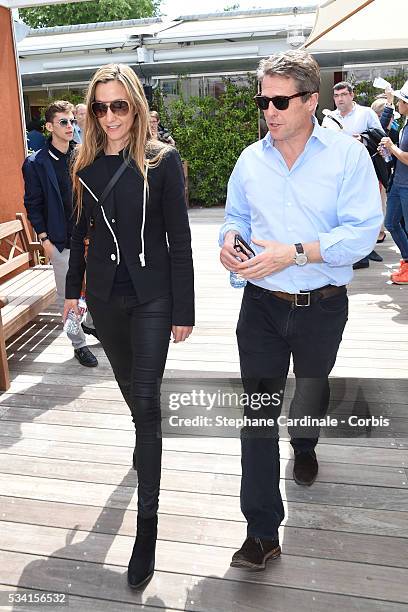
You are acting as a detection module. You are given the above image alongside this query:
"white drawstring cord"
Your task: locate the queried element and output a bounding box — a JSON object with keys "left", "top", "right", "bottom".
{"left": 139, "top": 163, "right": 149, "bottom": 268}
{"left": 79, "top": 177, "right": 120, "bottom": 265}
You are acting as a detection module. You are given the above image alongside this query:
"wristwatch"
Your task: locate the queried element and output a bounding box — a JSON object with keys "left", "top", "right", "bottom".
{"left": 294, "top": 243, "right": 308, "bottom": 266}
{"left": 39, "top": 235, "right": 49, "bottom": 243}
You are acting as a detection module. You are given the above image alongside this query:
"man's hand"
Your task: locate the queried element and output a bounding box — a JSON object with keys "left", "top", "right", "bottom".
{"left": 42, "top": 239, "right": 54, "bottom": 261}
{"left": 236, "top": 238, "right": 295, "bottom": 280}
{"left": 220, "top": 230, "right": 250, "bottom": 272}
{"left": 63, "top": 299, "right": 79, "bottom": 324}
{"left": 379, "top": 136, "right": 394, "bottom": 152}
{"left": 172, "top": 325, "right": 193, "bottom": 343}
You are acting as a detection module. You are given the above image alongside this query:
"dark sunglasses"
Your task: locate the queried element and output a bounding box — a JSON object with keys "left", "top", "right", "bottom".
{"left": 55, "top": 118, "right": 77, "bottom": 127}
{"left": 254, "top": 91, "right": 311, "bottom": 111}
{"left": 91, "top": 99, "right": 130, "bottom": 118}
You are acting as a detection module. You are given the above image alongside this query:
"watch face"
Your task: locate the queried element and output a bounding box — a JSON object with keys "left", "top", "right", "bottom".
{"left": 295, "top": 253, "right": 308, "bottom": 266}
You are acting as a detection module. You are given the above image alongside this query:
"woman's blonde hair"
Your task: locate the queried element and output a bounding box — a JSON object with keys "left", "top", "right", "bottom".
{"left": 72, "top": 63, "right": 169, "bottom": 217}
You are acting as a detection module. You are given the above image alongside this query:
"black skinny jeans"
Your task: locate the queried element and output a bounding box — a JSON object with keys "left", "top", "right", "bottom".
{"left": 87, "top": 293, "right": 172, "bottom": 518}
{"left": 237, "top": 283, "right": 348, "bottom": 539}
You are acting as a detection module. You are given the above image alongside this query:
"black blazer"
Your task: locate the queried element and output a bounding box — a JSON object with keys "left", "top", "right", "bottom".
{"left": 65, "top": 148, "right": 194, "bottom": 326}
{"left": 22, "top": 142, "right": 69, "bottom": 252}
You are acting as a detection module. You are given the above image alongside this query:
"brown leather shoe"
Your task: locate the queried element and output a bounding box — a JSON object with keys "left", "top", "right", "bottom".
{"left": 293, "top": 450, "right": 318, "bottom": 486}
{"left": 230, "top": 537, "right": 281, "bottom": 570}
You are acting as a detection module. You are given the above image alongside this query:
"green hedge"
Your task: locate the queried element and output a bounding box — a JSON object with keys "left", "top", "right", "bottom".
{"left": 154, "top": 78, "right": 259, "bottom": 207}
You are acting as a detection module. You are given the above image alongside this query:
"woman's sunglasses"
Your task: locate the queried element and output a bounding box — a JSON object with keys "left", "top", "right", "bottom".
{"left": 254, "top": 91, "right": 311, "bottom": 111}
{"left": 91, "top": 99, "right": 130, "bottom": 118}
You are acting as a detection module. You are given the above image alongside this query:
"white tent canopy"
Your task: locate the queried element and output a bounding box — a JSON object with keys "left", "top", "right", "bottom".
{"left": 305, "top": 0, "right": 408, "bottom": 51}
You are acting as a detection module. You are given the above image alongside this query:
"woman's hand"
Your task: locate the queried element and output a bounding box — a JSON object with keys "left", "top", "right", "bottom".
{"left": 63, "top": 298, "right": 79, "bottom": 323}
{"left": 172, "top": 325, "right": 193, "bottom": 343}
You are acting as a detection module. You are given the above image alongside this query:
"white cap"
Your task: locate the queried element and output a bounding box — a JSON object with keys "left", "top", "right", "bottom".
{"left": 394, "top": 80, "right": 408, "bottom": 103}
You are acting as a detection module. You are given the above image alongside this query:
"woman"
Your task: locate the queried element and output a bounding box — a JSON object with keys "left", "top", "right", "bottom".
{"left": 64, "top": 63, "right": 194, "bottom": 588}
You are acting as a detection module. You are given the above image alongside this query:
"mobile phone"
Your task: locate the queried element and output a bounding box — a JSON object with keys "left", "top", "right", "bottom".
{"left": 233, "top": 234, "right": 255, "bottom": 259}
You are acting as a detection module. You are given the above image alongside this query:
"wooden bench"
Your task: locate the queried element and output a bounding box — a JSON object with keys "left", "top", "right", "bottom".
{"left": 0, "top": 213, "right": 56, "bottom": 391}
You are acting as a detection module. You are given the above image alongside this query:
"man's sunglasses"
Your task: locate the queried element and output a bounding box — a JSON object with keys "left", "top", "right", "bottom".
{"left": 254, "top": 91, "right": 311, "bottom": 111}
{"left": 55, "top": 118, "right": 77, "bottom": 127}
{"left": 91, "top": 99, "right": 130, "bottom": 118}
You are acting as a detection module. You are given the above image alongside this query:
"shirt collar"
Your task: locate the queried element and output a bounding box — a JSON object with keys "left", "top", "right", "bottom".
{"left": 262, "top": 115, "right": 329, "bottom": 150}
{"left": 334, "top": 102, "right": 357, "bottom": 119}
{"left": 48, "top": 140, "right": 74, "bottom": 160}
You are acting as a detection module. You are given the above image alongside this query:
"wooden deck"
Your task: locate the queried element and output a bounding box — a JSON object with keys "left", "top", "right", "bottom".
{"left": 0, "top": 207, "right": 407, "bottom": 611}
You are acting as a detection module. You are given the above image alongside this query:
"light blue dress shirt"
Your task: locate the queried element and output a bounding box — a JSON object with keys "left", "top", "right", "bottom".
{"left": 220, "top": 118, "right": 383, "bottom": 293}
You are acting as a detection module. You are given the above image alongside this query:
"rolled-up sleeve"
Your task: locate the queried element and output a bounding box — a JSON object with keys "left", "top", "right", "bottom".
{"left": 219, "top": 157, "right": 252, "bottom": 246}
{"left": 318, "top": 143, "right": 383, "bottom": 267}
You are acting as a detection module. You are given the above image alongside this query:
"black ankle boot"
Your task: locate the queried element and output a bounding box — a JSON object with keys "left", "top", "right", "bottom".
{"left": 127, "top": 515, "right": 157, "bottom": 589}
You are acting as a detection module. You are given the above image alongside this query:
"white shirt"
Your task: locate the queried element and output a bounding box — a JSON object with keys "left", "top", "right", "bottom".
{"left": 323, "top": 103, "right": 382, "bottom": 135}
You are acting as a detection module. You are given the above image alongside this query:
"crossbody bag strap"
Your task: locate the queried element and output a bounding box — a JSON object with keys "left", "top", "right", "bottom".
{"left": 98, "top": 159, "right": 128, "bottom": 206}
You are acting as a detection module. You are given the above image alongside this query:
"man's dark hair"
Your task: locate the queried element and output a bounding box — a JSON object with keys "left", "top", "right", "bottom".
{"left": 333, "top": 81, "right": 353, "bottom": 93}
{"left": 45, "top": 100, "right": 74, "bottom": 124}
{"left": 257, "top": 50, "right": 320, "bottom": 100}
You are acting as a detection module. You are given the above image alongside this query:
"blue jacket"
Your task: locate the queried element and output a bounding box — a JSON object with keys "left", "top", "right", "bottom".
{"left": 22, "top": 142, "right": 68, "bottom": 252}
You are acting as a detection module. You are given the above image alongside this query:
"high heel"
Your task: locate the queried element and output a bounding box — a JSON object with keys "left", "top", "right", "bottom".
{"left": 127, "top": 515, "right": 157, "bottom": 589}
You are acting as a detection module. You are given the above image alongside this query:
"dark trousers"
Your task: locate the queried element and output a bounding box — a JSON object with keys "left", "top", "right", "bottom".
{"left": 237, "top": 283, "right": 348, "bottom": 539}
{"left": 87, "top": 293, "right": 172, "bottom": 518}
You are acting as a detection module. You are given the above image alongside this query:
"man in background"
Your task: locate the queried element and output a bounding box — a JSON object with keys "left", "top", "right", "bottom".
{"left": 325, "top": 81, "right": 384, "bottom": 268}
{"left": 73, "top": 103, "right": 87, "bottom": 144}
{"left": 22, "top": 100, "right": 98, "bottom": 368}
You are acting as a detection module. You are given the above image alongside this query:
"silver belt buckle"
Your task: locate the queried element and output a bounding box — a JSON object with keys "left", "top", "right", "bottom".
{"left": 295, "top": 292, "right": 311, "bottom": 307}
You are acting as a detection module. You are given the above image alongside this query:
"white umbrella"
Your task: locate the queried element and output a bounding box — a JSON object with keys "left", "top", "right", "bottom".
{"left": 304, "top": 0, "right": 408, "bottom": 51}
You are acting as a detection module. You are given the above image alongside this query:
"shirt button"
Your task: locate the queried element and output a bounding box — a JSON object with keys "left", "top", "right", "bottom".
{"left": 287, "top": 202, "right": 292, "bottom": 207}
{"left": 111, "top": 218, "right": 115, "bottom": 223}
{"left": 111, "top": 253, "right": 116, "bottom": 261}
{"left": 288, "top": 227, "right": 293, "bottom": 231}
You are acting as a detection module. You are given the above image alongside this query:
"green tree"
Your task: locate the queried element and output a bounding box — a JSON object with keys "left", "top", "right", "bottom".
{"left": 155, "top": 77, "right": 258, "bottom": 206}
{"left": 20, "top": 0, "right": 160, "bottom": 29}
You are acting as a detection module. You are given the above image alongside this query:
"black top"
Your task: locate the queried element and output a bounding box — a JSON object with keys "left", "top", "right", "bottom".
{"left": 102, "top": 154, "right": 136, "bottom": 297}
{"left": 48, "top": 141, "right": 75, "bottom": 248}
{"left": 65, "top": 147, "right": 194, "bottom": 326}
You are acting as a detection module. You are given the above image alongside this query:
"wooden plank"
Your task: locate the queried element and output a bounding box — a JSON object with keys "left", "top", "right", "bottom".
{"left": 2, "top": 273, "right": 55, "bottom": 323}
{"left": 0, "top": 468, "right": 406, "bottom": 515}
{"left": 1, "top": 550, "right": 405, "bottom": 612}
{"left": 2, "top": 290, "right": 57, "bottom": 340}
{"left": 0, "top": 586, "right": 167, "bottom": 612}
{"left": 0, "top": 253, "right": 30, "bottom": 279}
{"left": 1, "top": 542, "right": 408, "bottom": 608}
{"left": 0, "top": 450, "right": 406, "bottom": 491}
{"left": 1, "top": 492, "right": 407, "bottom": 550}
{"left": 0, "top": 220, "right": 23, "bottom": 240}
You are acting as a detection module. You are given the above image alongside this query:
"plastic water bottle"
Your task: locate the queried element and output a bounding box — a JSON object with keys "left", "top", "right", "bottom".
{"left": 379, "top": 144, "right": 392, "bottom": 163}
{"left": 230, "top": 259, "right": 247, "bottom": 289}
{"left": 63, "top": 296, "right": 87, "bottom": 335}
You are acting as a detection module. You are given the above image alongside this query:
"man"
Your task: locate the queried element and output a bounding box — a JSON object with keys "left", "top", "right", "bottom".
{"left": 219, "top": 51, "right": 382, "bottom": 570}
{"left": 323, "top": 81, "right": 384, "bottom": 267}
{"left": 73, "top": 103, "right": 87, "bottom": 144}
{"left": 22, "top": 100, "right": 98, "bottom": 367}
{"left": 381, "top": 79, "right": 408, "bottom": 284}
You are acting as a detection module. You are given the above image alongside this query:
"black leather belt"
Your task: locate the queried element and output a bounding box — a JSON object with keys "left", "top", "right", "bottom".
{"left": 248, "top": 283, "right": 346, "bottom": 307}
